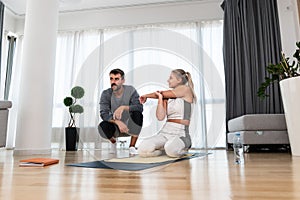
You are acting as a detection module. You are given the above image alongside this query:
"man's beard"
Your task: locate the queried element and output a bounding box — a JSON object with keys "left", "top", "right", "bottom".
{"left": 111, "top": 83, "right": 121, "bottom": 91}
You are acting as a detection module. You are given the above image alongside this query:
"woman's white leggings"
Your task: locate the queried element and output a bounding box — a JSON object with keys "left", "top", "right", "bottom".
{"left": 138, "top": 134, "right": 188, "bottom": 158}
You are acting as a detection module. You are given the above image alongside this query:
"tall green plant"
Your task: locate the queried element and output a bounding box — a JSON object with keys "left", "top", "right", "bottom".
{"left": 257, "top": 41, "right": 300, "bottom": 99}
{"left": 63, "top": 86, "right": 85, "bottom": 127}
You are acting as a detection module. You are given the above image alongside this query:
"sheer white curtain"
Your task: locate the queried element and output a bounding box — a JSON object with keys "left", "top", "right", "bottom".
{"left": 6, "top": 35, "right": 23, "bottom": 148}
{"left": 52, "top": 30, "right": 103, "bottom": 149}
{"left": 52, "top": 21, "right": 225, "bottom": 150}
{"left": 0, "top": 32, "right": 7, "bottom": 99}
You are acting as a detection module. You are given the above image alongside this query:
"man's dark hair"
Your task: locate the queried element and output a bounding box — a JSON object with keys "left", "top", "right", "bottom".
{"left": 109, "top": 68, "right": 125, "bottom": 79}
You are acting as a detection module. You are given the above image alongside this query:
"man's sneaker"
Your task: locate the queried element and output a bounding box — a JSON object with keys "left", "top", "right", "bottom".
{"left": 129, "top": 146, "right": 138, "bottom": 155}
{"left": 109, "top": 142, "right": 117, "bottom": 154}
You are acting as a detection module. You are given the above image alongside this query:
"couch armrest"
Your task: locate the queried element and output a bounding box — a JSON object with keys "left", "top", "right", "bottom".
{"left": 0, "top": 101, "right": 12, "bottom": 109}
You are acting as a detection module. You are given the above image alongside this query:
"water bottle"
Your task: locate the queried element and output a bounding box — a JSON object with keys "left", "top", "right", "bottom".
{"left": 233, "top": 133, "right": 244, "bottom": 164}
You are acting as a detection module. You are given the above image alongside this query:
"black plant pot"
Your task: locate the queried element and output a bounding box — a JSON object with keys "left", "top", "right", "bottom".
{"left": 65, "top": 127, "right": 79, "bottom": 151}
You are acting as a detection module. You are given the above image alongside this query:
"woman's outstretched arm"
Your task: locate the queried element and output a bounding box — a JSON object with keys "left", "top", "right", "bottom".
{"left": 139, "top": 90, "right": 177, "bottom": 104}
{"left": 139, "top": 92, "right": 157, "bottom": 104}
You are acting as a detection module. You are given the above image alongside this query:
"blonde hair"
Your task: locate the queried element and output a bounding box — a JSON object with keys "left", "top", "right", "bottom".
{"left": 172, "top": 69, "right": 197, "bottom": 101}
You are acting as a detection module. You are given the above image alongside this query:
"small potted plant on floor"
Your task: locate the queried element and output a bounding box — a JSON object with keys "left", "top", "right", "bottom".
{"left": 63, "top": 86, "right": 85, "bottom": 151}
{"left": 258, "top": 41, "right": 300, "bottom": 156}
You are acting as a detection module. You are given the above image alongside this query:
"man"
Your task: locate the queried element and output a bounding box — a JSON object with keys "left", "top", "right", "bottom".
{"left": 98, "top": 68, "right": 143, "bottom": 155}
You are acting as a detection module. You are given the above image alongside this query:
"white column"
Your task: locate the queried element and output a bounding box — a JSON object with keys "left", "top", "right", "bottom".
{"left": 277, "top": 0, "right": 300, "bottom": 57}
{"left": 14, "top": 0, "right": 59, "bottom": 155}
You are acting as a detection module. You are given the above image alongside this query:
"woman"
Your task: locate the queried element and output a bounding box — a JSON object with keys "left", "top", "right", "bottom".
{"left": 138, "top": 69, "right": 196, "bottom": 158}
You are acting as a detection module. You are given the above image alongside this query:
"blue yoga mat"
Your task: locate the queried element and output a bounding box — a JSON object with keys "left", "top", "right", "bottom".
{"left": 66, "top": 153, "right": 206, "bottom": 171}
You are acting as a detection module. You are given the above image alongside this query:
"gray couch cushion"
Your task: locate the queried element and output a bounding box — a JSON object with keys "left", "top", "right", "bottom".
{"left": 0, "top": 110, "right": 9, "bottom": 147}
{"left": 0, "top": 101, "right": 12, "bottom": 147}
{"left": 228, "top": 131, "right": 290, "bottom": 145}
{"left": 228, "top": 114, "right": 287, "bottom": 132}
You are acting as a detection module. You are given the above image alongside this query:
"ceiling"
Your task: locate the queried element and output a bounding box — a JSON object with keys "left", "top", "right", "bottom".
{"left": 2, "top": 0, "right": 206, "bottom": 16}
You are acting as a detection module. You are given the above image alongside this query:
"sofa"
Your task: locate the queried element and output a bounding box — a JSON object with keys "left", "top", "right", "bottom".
{"left": 227, "top": 114, "right": 290, "bottom": 152}
{"left": 0, "top": 101, "right": 12, "bottom": 148}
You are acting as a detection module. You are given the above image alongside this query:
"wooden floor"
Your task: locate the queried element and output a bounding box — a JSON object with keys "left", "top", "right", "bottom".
{"left": 0, "top": 148, "right": 300, "bottom": 200}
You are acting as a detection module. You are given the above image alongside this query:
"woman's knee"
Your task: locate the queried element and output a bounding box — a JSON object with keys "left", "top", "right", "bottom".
{"left": 164, "top": 138, "right": 186, "bottom": 158}
{"left": 165, "top": 147, "right": 181, "bottom": 158}
{"left": 138, "top": 140, "right": 155, "bottom": 154}
{"left": 138, "top": 141, "right": 164, "bottom": 158}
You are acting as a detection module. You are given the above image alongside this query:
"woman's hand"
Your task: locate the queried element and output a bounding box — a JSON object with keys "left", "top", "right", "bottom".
{"left": 155, "top": 91, "right": 163, "bottom": 99}
{"left": 139, "top": 96, "right": 147, "bottom": 104}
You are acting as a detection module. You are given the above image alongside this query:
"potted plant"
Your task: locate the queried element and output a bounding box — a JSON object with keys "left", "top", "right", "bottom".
{"left": 63, "top": 86, "right": 85, "bottom": 151}
{"left": 258, "top": 41, "right": 300, "bottom": 156}
{"left": 257, "top": 41, "right": 300, "bottom": 98}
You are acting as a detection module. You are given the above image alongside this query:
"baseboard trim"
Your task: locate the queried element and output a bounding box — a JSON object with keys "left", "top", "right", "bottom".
{"left": 13, "top": 149, "right": 52, "bottom": 156}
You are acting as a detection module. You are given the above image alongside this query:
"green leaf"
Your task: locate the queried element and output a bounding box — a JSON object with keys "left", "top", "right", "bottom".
{"left": 258, "top": 41, "right": 300, "bottom": 100}
{"left": 63, "top": 97, "right": 73, "bottom": 106}
{"left": 69, "top": 104, "right": 84, "bottom": 114}
{"left": 71, "top": 86, "right": 85, "bottom": 99}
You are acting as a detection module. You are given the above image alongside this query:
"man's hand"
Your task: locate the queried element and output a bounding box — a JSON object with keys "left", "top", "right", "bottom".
{"left": 113, "top": 106, "right": 125, "bottom": 120}
{"left": 114, "top": 120, "right": 129, "bottom": 133}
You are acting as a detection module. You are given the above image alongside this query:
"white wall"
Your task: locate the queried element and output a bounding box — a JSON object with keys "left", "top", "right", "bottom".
{"left": 277, "top": 0, "right": 300, "bottom": 57}
{"left": 3, "top": 9, "right": 17, "bottom": 33}
{"left": 57, "top": 1, "right": 224, "bottom": 31}
{"left": 1, "top": 9, "right": 17, "bottom": 99}
{"left": 8, "top": 0, "right": 299, "bottom": 52}
{"left": 13, "top": 1, "right": 224, "bottom": 33}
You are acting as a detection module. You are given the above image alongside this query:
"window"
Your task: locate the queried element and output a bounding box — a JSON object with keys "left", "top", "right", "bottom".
{"left": 52, "top": 21, "right": 225, "bottom": 149}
